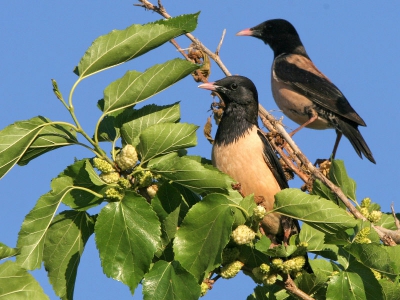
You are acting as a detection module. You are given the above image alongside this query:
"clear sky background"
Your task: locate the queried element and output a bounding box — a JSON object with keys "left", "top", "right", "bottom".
{"left": 1, "top": 1, "right": 399, "bottom": 299}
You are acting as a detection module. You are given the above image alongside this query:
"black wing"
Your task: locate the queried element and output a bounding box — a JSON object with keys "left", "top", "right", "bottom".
{"left": 257, "top": 130, "right": 288, "bottom": 189}
{"left": 274, "top": 56, "right": 366, "bottom": 126}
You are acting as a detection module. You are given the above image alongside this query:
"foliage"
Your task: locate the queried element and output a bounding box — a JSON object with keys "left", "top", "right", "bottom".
{"left": 1, "top": 9, "right": 400, "bottom": 300}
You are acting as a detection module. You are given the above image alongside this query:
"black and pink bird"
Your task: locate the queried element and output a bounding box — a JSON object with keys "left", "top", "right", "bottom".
{"left": 237, "top": 19, "right": 375, "bottom": 163}
{"left": 198, "top": 75, "right": 289, "bottom": 238}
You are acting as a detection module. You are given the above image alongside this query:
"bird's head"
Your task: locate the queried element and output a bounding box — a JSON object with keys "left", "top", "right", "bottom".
{"left": 198, "top": 75, "right": 258, "bottom": 107}
{"left": 236, "top": 19, "right": 305, "bottom": 57}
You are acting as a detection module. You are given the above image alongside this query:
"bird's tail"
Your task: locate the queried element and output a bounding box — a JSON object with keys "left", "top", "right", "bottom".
{"left": 337, "top": 119, "right": 376, "bottom": 164}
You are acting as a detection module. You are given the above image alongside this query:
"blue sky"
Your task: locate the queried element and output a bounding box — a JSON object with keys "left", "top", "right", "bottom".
{"left": 1, "top": 1, "right": 399, "bottom": 299}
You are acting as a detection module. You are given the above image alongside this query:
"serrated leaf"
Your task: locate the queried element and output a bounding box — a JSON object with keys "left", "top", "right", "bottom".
{"left": 101, "top": 59, "right": 199, "bottom": 115}
{"left": 0, "top": 116, "right": 76, "bottom": 178}
{"left": 309, "top": 258, "right": 335, "bottom": 278}
{"left": 95, "top": 113, "right": 121, "bottom": 142}
{"left": 16, "top": 160, "right": 102, "bottom": 269}
{"left": 344, "top": 243, "right": 398, "bottom": 278}
{"left": 18, "top": 121, "right": 77, "bottom": 166}
{"left": 149, "top": 156, "right": 236, "bottom": 195}
{"left": 238, "top": 244, "right": 271, "bottom": 269}
{"left": 75, "top": 13, "right": 199, "bottom": 78}
{"left": 142, "top": 260, "right": 200, "bottom": 300}
{"left": 327, "top": 257, "right": 383, "bottom": 300}
{"left": 61, "top": 160, "right": 105, "bottom": 210}
{"left": 173, "top": 194, "right": 234, "bottom": 280}
{"left": 329, "top": 160, "right": 357, "bottom": 202}
{"left": 299, "top": 223, "right": 339, "bottom": 260}
{"left": 0, "top": 261, "right": 49, "bottom": 300}
{"left": 120, "top": 102, "right": 180, "bottom": 145}
{"left": 0, "top": 242, "right": 18, "bottom": 260}
{"left": 138, "top": 123, "right": 198, "bottom": 163}
{"left": 274, "top": 189, "right": 358, "bottom": 235}
{"left": 379, "top": 278, "right": 400, "bottom": 300}
{"left": 152, "top": 183, "right": 182, "bottom": 250}
{"left": 294, "top": 272, "right": 327, "bottom": 298}
{"left": 43, "top": 211, "right": 95, "bottom": 300}
{"left": 95, "top": 191, "right": 161, "bottom": 293}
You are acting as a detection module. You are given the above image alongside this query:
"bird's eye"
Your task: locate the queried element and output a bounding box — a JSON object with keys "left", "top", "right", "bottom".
{"left": 230, "top": 83, "right": 238, "bottom": 90}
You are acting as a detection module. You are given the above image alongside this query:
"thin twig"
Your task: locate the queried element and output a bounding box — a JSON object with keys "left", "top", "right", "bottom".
{"left": 135, "top": 0, "right": 398, "bottom": 246}
{"left": 216, "top": 29, "right": 226, "bottom": 56}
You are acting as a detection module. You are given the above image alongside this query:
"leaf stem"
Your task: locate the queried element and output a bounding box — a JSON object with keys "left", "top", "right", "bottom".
{"left": 66, "top": 78, "right": 113, "bottom": 164}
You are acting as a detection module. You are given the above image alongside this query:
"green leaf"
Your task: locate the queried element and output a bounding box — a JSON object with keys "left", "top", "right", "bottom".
{"left": 142, "top": 260, "right": 200, "bottom": 300}
{"left": 149, "top": 156, "right": 236, "bottom": 195}
{"left": 0, "top": 242, "right": 19, "bottom": 260}
{"left": 138, "top": 123, "right": 198, "bottom": 163}
{"left": 75, "top": 13, "right": 199, "bottom": 77}
{"left": 309, "top": 258, "right": 335, "bottom": 278}
{"left": 248, "top": 285, "right": 287, "bottom": 300}
{"left": 61, "top": 160, "right": 105, "bottom": 210}
{"left": 239, "top": 244, "right": 271, "bottom": 269}
{"left": 379, "top": 278, "right": 400, "bottom": 300}
{"left": 0, "top": 261, "right": 49, "bottom": 300}
{"left": 344, "top": 243, "right": 398, "bottom": 278}
{"left": 101, "top": 58, "right": 199, "bottom": 115}
{"left": 16, "top": 160, "right": 102, "bottom": 269}
{"left": 16, "top": 177, "right": 69, "bottom": 270}
{"left": 95, "top": 191, "right": 161, "bottom": 293}
{"left": 95, "top": 112, "right": 121, "bottom": 142}
{"left": 0, "top": 116, "right": 76, "bottom": 178}
{"left": 294, "top": 272, "right": 327, "bottom": 299}
{"left": 18, "top": 121, "right": 77, "bottom": 166}
{"left": 329, "top": 160, "right": 357, "bottom": 202}
{"left": 274, "top": 189, "right": 358, "bottom": 235}
{"left": 173, "top": 194, "right": 234, "bottom": 280}
{"left": 299, "top": 223, "right": 339, "bottom": 260}
{"left": 327, "top": 256, "right": 384, "bottom": 300}
{"left": 120, "top": 102, "right": 180, "bottom": 145}
{"left": 43, "top": 211, "right": 95, "bottom": 300}
{"left": 152, "top": 183, "right": 182, "bottom": 250}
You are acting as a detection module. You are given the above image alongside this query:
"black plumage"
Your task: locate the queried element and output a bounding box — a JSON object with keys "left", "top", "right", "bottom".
{"left": 198, "top": 75, "right": 288, "bottom": 236}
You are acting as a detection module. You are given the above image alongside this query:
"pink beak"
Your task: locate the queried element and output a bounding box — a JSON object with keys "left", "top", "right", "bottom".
{"left": 236, "top": 28, "right": 253, "bottom": 36}
{"left": 198, "top": 82, "right": 216, "bottom": 91}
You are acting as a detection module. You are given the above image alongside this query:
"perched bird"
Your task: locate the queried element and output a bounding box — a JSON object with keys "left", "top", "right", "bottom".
{"left": 198, "top": 75, "right": 289, "bottom": 237}
{"left": 236, "top": 19, "right": 376, "bottom": 163}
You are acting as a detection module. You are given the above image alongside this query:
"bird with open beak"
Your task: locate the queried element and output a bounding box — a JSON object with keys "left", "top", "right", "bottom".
{"left": 198, "top": 75, "right": 291, "bottom": 239}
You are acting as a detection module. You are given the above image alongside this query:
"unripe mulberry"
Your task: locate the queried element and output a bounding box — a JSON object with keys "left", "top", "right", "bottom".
{"left": 115, "top": 145, "right": 138, "bottom": 171}
{"left": 231, "top": 225, "right": 256, "bottom": 245}
{"left": 93, "top": 157, "right": 115, "bottom": 173}
{"left": 253, "top": 205, "right": 267, "bottom": 220}
{"left": 100, "top": 172, "right": 120, "bottom": 184}
{"left": 220, "top": 261, "right": 244, "bottom": 279}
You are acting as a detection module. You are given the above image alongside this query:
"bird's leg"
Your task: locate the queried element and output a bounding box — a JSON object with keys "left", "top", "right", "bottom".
{"left": 289, "top": 110, "right": 318, "bottom": 137}
{"left": 331, "top": 130, "right": 343, "bottom": 160}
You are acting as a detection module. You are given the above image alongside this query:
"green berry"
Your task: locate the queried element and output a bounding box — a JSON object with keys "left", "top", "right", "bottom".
{"left": 220, "top": 261, "right": 243, "bottom": 279}
{"left": 259, "top": 263, "right": 270, "bottom": 274}
{"left": 115, "top": 145, "right": 138, "bottom": 171}
{"left": 359, "top": 207, "right": 370, "bottom": 218}
{"left": 253, "top": 205, "right": 267, "bottom": 220}
{"left": 100, "top": 172, "right": 120, "bottom": 184}
{"left": 136, "top": 170, "right": 153, "bottom": 188}
{"left": 354, "top": 227, "right": 372, "bottom": 244}
{"left": 105, "top": 187, "right": 124, "bottom": 201}
{"left": 361, "top": 197, "right": 371, "bottom": 208}
{"left": 368, "top": 210, "right": 382, "bottom": 223}
{"left": 200, "top": 282, "right": 209, "bottom": 297}
{"left": 93, "top": 157, "right": 115, "bottom": 173}
{"left": 118, "top": 177, "right": 132, "bottom": 189}
{"left": 231, "top": 225, "right": 256, "bottom": 245}
{"left": 222, "top": 247, "right": 240, "bottom": 264}
{"left": 263, "top": 273, "right": 277, "bottom": 285}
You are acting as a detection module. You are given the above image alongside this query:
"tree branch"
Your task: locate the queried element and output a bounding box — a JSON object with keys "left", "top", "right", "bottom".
{"left": 135, "top": 0, "right": 397, "bottom": 247}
